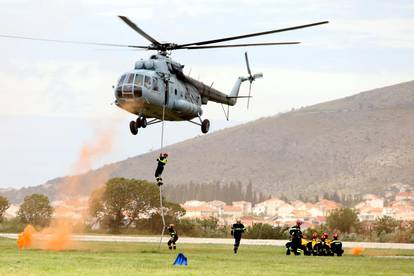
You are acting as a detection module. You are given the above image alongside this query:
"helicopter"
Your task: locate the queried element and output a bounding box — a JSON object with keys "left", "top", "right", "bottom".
{"left": 0, "top": 16, "right": 329, "bottom": 135}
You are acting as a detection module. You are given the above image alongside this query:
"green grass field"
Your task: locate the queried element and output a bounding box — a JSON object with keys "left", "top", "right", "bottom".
{"left": 1, "top": 238, "right": 414, "bottom": 276}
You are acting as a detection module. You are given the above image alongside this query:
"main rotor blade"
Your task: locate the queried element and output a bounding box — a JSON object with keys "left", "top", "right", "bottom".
{"left": 177, "top": 21, "right": 328, "bottom": 48}
{"left": 0, "top": 34, "right": 149, "bottom": 48}
{"left": 181, "top": 42, "right": 300, "bottom": 49}
{"left": 118, "top": 15, "right": 161, "bottom": 46}
{"left": 245, "top": 52, "right": 251, "bottom": 76}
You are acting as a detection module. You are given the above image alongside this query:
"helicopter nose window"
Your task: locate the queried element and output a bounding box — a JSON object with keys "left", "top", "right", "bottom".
{"left": 118, "top": 74, "right": 126, "bottom": 86}
{"left": 134, "top": 74, "right": 143, "bottom": 86}
{"left": 144, "top": 75, "right": 152, "bottom": 89}
{"left": 122, "top": 74, "right": 134, "bottom": 94}
{"left": 125, "top": 74, "right": 134, "bottom": 84}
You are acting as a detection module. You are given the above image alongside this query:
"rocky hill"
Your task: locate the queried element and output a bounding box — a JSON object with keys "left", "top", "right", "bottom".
{"left": 3, "top": 80, "right": 414, "bottom": 203}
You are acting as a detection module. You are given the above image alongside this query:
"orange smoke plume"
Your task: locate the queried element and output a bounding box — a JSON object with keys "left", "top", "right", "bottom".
{"left": 17, "top": 225, "right": 35, "bottom": 249}
{"left": 17, "top": 127, "right": 117, "bottom": 251}
{"left": 64, "top": 128, "right": 115, "bottom": 197}
{"left": 352, "top": 246, "right": 364, "bottom": 256}
{"left": 17, "top": 221, "right": 73, "bottom": 251}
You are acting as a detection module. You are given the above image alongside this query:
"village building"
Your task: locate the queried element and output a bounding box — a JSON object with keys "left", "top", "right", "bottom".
{"left": 232, "top": 201, "right": 252, "bottom": 215}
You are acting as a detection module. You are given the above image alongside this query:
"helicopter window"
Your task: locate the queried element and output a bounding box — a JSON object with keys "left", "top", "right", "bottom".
{"left": 144, "top": 75, "right": 151, "bottom": 89}
{"left": 152, "top": 78, "right": 159, "bottom": 91}
{"left": 134, "top": 74, "right": 143, "bottom": 86}
{"left": 118, "top": 74, "right": 126, "bottom": 86}
{"left": 125, "top": 74, "right": 134, "bottom": 84}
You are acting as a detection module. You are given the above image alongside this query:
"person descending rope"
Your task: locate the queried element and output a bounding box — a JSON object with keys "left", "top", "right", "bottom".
{"left": 155, "top": 153, "right": 168, "bottom": 186}
{"left": 231, "top": 219, "right": 246, "bottom": 254}
{"left": 166, "top": 224, "right": 178, "bottom": 250}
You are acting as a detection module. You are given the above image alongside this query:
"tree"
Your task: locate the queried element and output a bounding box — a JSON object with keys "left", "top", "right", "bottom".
{"left": 374, "top": 216, "right": 398, "bottom": 235}
{"left": 89, "top": 177, "right": 184, "bottom": 233}
{"left": 326, "top": 208, "right": 359, "bottom": 233}
{"left": 245, "top": 223, "right": 289, "bottom": 239}
{"left": 142, "top": 201, "right": 186, "bottom": 233}
{"left": 17, "top": 194, "right": 53, "bottom": 227}
{"left": 0, "top": 196, "right": 10, "bottom": 222}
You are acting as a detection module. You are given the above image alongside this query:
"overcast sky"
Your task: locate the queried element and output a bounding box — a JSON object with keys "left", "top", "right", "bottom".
{"left": 0, "top": 0, "right": 413, "bottom": 189}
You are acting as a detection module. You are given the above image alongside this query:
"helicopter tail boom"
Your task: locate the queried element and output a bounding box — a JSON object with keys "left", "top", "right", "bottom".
{"left": 226, "top": 77, "right": 249, "bottom": 105}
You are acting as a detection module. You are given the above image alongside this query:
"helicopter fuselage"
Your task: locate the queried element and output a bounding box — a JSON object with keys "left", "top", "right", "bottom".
{"left": 114, "top": 55, "right": 206, "bottom": 121}
{"left": 115, "top": 69, "right": 203, "bottom": 121}
{"left": 114, "top": 54, "right": 244, "bottom": 122}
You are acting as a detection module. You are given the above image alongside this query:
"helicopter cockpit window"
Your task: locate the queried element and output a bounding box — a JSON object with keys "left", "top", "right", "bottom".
{"left": 152, "top": 78, "right": 159, "bottom": 92}
{"left": 144, "top": 76, "right": 151, "bottom": 89}
{"left": 125, "top": 74, "right": 134, "bottom": 84}
{"left": 122, "top": 74, "right": 134, "bottom": 93}
{"left": 134, "top": 74, "right": 143, "bottom": 86}
{"left": 118, "top": 74, "right": 126, "bottom": 86}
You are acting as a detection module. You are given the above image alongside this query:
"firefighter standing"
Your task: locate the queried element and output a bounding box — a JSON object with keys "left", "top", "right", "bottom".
{"left": 287, "top": 220, "right": 303, "bottom": 255}
{"left": 155, "top": 153, "right": 168, "bottom": 185}
{"left": 166, "top": 224, "right": 178, "bottom": 250}
{"left": 330, "top": 233, "right": 344, "bottom": 256}
{"left": 231, "top": 219, "right": 246, "bottom": 254}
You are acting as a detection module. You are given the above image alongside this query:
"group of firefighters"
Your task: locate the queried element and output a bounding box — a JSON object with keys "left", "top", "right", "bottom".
{"left": 165, "top": 219, "right": 344, "bottom": 256}
{"left": 286, "top": 220, "right": 344, "bottom": 256}
{"left": 155, "top": 153, "right": 344, "bottom": 256}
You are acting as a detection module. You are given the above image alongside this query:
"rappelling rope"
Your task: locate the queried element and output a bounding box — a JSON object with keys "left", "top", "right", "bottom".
{"left": 158, "top": 104, "right": 166, "bottom": 250}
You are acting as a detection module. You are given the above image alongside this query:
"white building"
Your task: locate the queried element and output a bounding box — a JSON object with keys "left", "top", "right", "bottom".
{"left": 252, "top": 198, "right": 286, "bottom": 216}
{"left": 183, "top": 200, "right": 207, "bottom": 207}
{"left": 232, "top": 201, "right": 252, "bottom": 215}
{"left": 182, "top": 204, "right": 218, "bottom": 218}
{"left": 222, "top": 205, "right": 243, "bottom": 219}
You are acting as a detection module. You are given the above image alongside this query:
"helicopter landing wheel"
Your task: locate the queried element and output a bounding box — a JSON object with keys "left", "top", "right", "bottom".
{"left": 136, "top": 118, "right": 142, "bottom": 128}
{"left": 136, "top": 116, "right": 147, "bottom": 128}
{"left": 141, "top": 117, "right": 147, "bottom": 128}
{"left": 201, "top": 119, "right": 210, "bottom": 134}
{"left": 129, "top": 121, "right": 138, "bottom": 135}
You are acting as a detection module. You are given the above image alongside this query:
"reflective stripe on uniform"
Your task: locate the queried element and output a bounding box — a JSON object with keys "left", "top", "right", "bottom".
{"left": 158, "top": 158, "right": 168, "bottom": 164}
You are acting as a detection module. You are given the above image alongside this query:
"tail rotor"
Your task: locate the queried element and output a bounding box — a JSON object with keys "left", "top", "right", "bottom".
{"left": 244, "top": 52, "right": 263, "bottom": 109}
